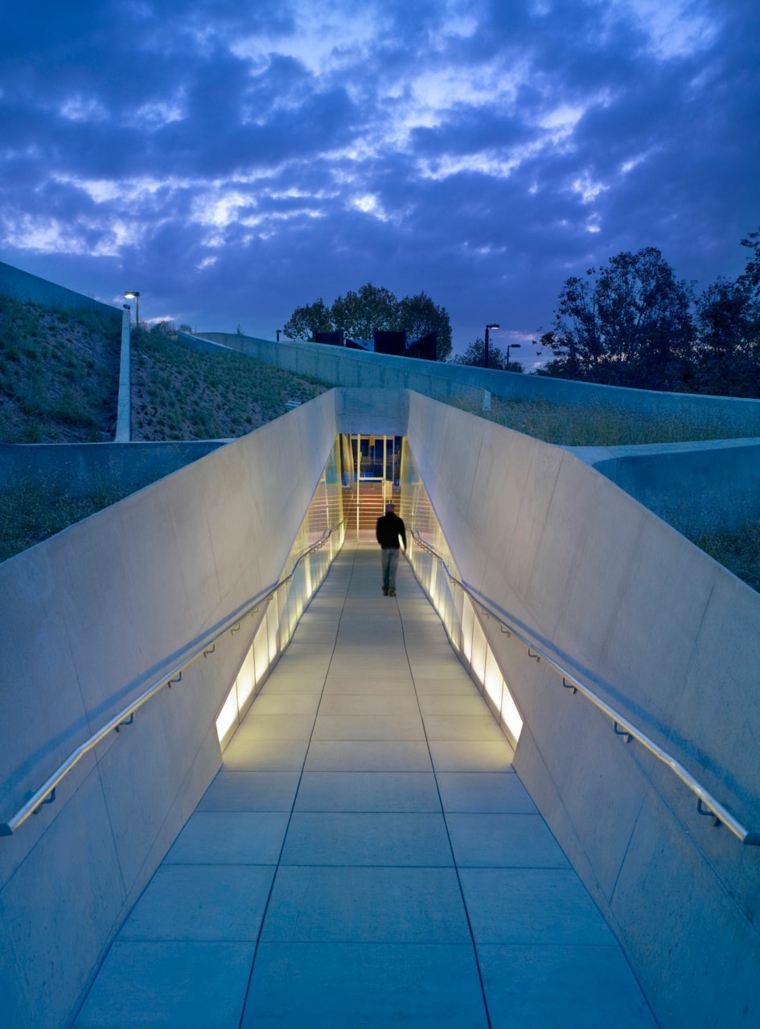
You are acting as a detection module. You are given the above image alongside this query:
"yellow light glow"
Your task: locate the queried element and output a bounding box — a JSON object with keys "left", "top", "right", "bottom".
{"left": 484, "top": 653, "right": 503, "bottom": 708}
{"left": 253, "top": 622, "right": 269, "bottom": 683}
{"left": 501, "top": 687, "right": 524, "bottom": 744}
{"left": 267, "top": 608, "right": 278, "bottom": 661}
{"left": 215, "top": 686, "right": 239, "bottom": 747}
{"left": 236, "top": 648, "right": 255, "bottom": 709}
{"left": 471, "top": 626, "right": 486, "bottom": 685}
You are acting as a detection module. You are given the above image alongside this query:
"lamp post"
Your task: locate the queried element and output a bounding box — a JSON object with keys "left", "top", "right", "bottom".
{"left": 506, "top": 341, "right": 522, "bottom": 368}
{"left": 276, "top": 329, "right": 282, "bottom": 342}
{"left": 484, "top": 323, "right": 500, "bottom": 368}
{"left": 123, "top": 291, "right": 140, "bottom": 326}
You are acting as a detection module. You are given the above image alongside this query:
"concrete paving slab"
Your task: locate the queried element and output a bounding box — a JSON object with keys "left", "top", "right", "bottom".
{"left": 437, "top": 773, "right": 535, "bottom": 814}
{"left": 419, "top": 694, "right": 493, "bottom": 715}
{"left": 447, "top": 813, "right": 570, "bottom": 867}
{"left": 323, "top": 676, "right": 414, "bottom": 694}
{"left": 430, "top": 740, "right": 514, "bottom": 772}
{"left": 294, "top": 771, "right": 440, "bottom": 812}
{"left": 318, "top": 694, "right": 420, "bottom": 715}
{"left": 281, "top": 812, "right": 452, "bottom": 866}
{"left": 257, "top": 676, "right": 325, "bottom": 694}
{"left": 313, "top": 713, "right": 425, "bottom": 741}
{"left": 478, "top": 944, "right": 655, "bottom": 1028}
{"left": 415, "top": 678, "right": 479, "bottom": 695}
{"left": 243, "top": 943, "right": 488, "bottom": 1028}
{"left": 75, "top": 941, "right": 254, "bottom": 1028}
{"left": 248, "top": 693, "right": 320, "bottom": 715}
{"left": 198, "top": 771, "right": 301, "bottom": 812}
{"left": 460, "top": 868, "right": 615, "bottom": 945}
{"left": 423, "top": 715, "right": 507, "bottom": 741}
{"left": 120, "top": 865, "right": 274, "bottom": 941}
{"left": 329, "top": 660, "right": 411, "bottom": 676}
{"left": 222, "top": 736, "right": 309, "bottom": 771}
{"left": 233, "top": 714, "right": 316, "bottom": 740}
{"left": 412, "top": 664, "right": 474, "bottom": 679}
{"left": 262, "top": 866, "right": 471, "bottom": 943}
{"left": 165, "top": 812, "right": 289, "bottom": 865}
{"left": 305, "top": 741, "right": 433, "bottom": 771}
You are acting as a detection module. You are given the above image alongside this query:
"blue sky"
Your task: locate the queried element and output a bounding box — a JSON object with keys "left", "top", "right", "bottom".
{"left": 1, "top": 0, "right": 758, "bottom": 361}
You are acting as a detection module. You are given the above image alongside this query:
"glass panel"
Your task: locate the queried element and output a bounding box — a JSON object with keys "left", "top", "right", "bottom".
{"left": 236, "top": 647, "right": 255, "bottom": 709}
{"left": 216, "top": 436, "right": 346, "bottom": 744}
{"left": 400, "top": 439, "right": 522, "bottom": 748}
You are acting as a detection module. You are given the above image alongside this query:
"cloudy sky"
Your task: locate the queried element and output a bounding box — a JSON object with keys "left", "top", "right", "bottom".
{"left": 1, "top": 0, "right": 758, "bottom": 359}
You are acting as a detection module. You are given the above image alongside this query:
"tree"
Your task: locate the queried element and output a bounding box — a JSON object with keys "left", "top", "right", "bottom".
{"left": 282, "top": 283, "right": 453, "bottom": 358}
{"left": 396, "top": 292, "right": 452, "bottom": 360}
{"left": 540, "top": 247, "right": 695, "bottom": 390}
{"left": 282, "top": 298, "right": 333, "bottom": 341}
{"left": 331, "top": 284, "right": 397, "bottom": 340}
{"left": 694, "top": 229, "right": 760, "bottom": 397}
{"left": 454, "top": 338, "right": 523, "bottom": 372}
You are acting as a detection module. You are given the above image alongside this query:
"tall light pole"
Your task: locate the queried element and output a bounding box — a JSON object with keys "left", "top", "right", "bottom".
{"left": 124, "top": 291, "right": 140, "bottom": 326}
{"left": 484, "top": 323, "right": 499, "bottom": 368}
{"left": 506, "top": 341, "right": 522, "bottom": 368}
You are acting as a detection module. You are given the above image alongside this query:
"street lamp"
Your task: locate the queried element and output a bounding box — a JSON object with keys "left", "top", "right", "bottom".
{"left": 506, "top": 341, "right": 522, "bottom": 367}
{"left": 123, "top": 291, "right": 140, "bottom": 326}
{"left": 484, "top": 323, "right": 500, "bottom": 368}
{"left": 276, "top": 329, "right": 282, "bottom": 342}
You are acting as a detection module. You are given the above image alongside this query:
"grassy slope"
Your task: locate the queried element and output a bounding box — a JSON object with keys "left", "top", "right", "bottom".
{"left": 0, "top": 295, "right": 120, "bottom": 442}
{"left": 0, "top": 326, "right": 332, "bottom": 562}
{"left": 0, "top": 482, "right": 132, "bottom": 564}
{"left": 131, "top": 329, "right": 329, "bottom": 440}
{"left": 696, "top": 522, "right": 760, "bottom": 594}
{"left": 449, "top": 393, "right": 758, "bottom": 446}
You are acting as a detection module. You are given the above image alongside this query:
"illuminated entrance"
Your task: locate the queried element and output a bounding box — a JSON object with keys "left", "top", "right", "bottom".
{"left": 343, "top": 434, "right": 402, "bottom": 535}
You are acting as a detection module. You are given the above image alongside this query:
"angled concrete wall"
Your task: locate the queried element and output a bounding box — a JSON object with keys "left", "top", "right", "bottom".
{"left": 199, "top": 330, "right": 760, "bottom": 436}
{"left": 572, "top": 437, "right": 760, "bottom": 536}
{"left": 405, "top": 391, "right": 760, "bottom": 1028}
{"left": 0, "top": 392, "right": 340, "bottom": 1028}
{"left": 0, "top": 260, "right": 120, "bottom": 323}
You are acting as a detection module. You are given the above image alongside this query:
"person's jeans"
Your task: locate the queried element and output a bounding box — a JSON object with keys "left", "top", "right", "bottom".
{"left": 381, "top": 547, "right": 400, "bottom": 591}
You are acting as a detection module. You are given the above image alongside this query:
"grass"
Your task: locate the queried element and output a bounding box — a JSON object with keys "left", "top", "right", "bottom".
{"left": 447, "top": 393, "right": 757, "bottom": 446}
{"left": 0, "top": 481, "right": 131, "bottom": 563}
{"left": 695, "top": 522, "right": 760, "bottom": 594}
{"left": 131, "top": 327, "right": 330, "bottom": 440}
{"left": 0, "top": 295, "right": 120, "bottom": 442}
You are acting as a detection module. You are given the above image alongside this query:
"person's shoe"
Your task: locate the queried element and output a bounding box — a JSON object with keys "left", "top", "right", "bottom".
{"left": 382, "top": 587, "right": 388, "bottom": 595}
{"left": 389, "top": 588, "right": 396, "bottom": 597}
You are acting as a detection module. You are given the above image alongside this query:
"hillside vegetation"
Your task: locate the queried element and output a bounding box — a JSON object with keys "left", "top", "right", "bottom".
{"left": 131, "top": 326, "right": 329, "bottom": 439}
{"left": 0, "top": 295, "right": 120, "bottom": 442}
{"left": 451, "top": 393, "right": 759, "bottom": 446}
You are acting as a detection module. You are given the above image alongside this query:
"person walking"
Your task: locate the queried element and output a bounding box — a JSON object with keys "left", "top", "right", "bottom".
{"left": 376, "top": 500, "right": 407, "bottom": 596}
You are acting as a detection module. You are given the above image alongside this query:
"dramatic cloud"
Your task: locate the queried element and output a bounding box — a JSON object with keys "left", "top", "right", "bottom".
{"left": 1, "top": 0, "right": 757, "bottom": 357}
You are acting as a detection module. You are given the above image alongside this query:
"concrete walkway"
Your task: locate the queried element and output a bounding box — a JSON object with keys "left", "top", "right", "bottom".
{"left": 77, "top": 543, "right": 654, "bottom": 1028}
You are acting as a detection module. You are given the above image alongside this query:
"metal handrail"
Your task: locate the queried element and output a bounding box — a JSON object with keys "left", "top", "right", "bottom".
{"left": 409, "top": 529, "right": 760, "bottom": 846}
{"left": 1, "top": 522, "right": 342, "bottom": 837}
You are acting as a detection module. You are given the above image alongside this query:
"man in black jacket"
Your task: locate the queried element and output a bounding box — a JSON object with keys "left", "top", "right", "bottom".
{"left": 375, "top": 501, "right": 407, "bottom": 596}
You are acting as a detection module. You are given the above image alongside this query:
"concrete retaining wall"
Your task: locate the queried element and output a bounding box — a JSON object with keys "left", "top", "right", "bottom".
{"left": 0, "top": 392, "right": 340, "bottom": 1029}
{"left": 197, "top": 332, "right": 488, "bottom": 409}
{"left": 572, "top": 438, "right": 760, "bottom": 536}
{"left": 405, "top": 391, "right": 760, "bottom": 1029}
{"left": 0, "top": 260, "right": 121, "bottom": 324}
{"left": 199, "top": 331, "right": 760, "bottom": 436}
{"left": 0, "top": 440, "right": 226, "bottom": 498}
{"left": 115, "top": 309, "right": 131, "bottom": 442}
